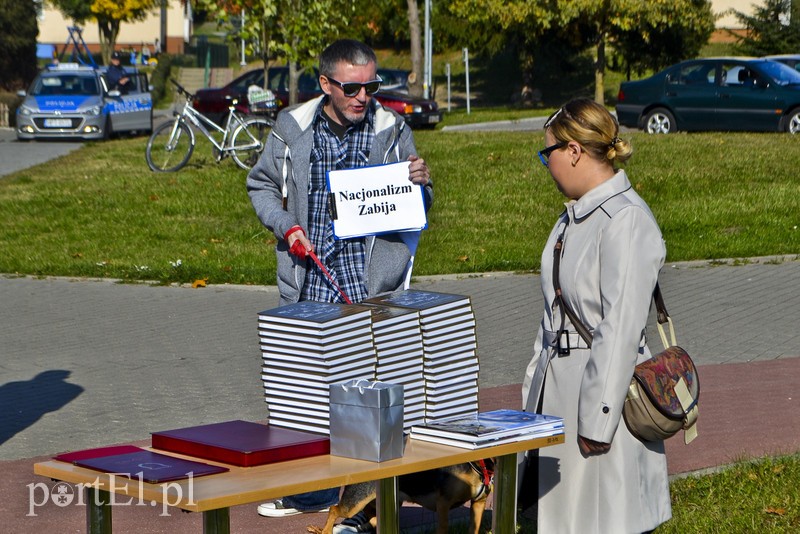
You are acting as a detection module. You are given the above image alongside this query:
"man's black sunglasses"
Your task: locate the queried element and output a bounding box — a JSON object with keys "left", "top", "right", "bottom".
{"left": 325, "top": 76, "right": 382, "bottom": 97}
{"left": 537, "top": 141, "right": 567, "bottom": 167}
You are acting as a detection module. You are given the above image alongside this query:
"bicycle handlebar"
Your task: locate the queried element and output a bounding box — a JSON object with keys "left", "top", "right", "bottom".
{"left": 170, "top": 78, "right": 194, "bottom": 100}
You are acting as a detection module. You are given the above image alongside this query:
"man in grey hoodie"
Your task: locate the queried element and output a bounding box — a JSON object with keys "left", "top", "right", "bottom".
{"left": 247, "top": 39, "right": 433, "bottom": 531}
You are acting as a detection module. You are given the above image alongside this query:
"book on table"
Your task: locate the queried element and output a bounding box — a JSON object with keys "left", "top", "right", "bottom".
{"left": 258, "top": 301, "right": 380, "bottom": 435}
{"left": 73, "top": 449, "right": 229, "bottom": 483}
{"left": 410, "top": 426, "right": 565, "bottom": 449}
{"left": 411, "top": 409, "right": 564, "bottom": 444}
{"left": 364, "top": 290, "right": 472, "bottom": 317}
{"left": 54, "top": 444, "right": 144, "bottom": 463}
{"left": 151, "top": 419, "right": 330, "bottom": 467}
{"left": 257, "top": 301, "right": 373, "bottom": 330}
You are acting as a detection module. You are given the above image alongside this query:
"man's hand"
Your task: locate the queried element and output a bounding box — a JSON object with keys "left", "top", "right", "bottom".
{"left": 407, "top": 154, "right": 430, "bottom": 186}
{"left": 285, "top": 226, "right": 313, "bottom": 259}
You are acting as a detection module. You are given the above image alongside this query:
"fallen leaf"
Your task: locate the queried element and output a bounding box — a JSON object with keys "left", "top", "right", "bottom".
{"left": 192, "top": 279, "right": 207, "bottom": 288}
{"left": 149, "top": 194, "right": 159, "bottom": 201}
{"left": 764, "top": 507, "right": 786, "bottom": 516}
{"left": 457, "top": 255, "right": 469, "bottom": 262}
{"left": 210, "top": 238, "right": 223, "bottom": 244}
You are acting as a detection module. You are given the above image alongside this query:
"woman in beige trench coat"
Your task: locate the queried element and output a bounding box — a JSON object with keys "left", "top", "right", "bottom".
{"left": 521, "top": 98, "right": 672, "bottom": 533}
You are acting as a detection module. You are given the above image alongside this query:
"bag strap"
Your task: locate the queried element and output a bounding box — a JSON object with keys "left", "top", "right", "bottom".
{"left": 553, "top": 226, "right": 594, "bottom": 348}
{"left": 552, "top": 223, "right": 672, "bottom": 350}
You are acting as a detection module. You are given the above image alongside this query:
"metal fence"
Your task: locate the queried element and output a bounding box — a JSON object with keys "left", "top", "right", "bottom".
{"left": 0, "top": 103, "right": 9, "bottom": 128}
{"left": 185, "top": 39, "right": 229, "bottom": 69}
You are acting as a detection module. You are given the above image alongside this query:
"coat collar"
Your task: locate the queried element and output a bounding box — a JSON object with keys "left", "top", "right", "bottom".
{"left": 566, "top": 170, "right": 632, "bottom": 222}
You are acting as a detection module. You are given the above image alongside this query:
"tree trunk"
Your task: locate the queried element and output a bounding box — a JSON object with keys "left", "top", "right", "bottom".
{"left": 406, "top": 0, "right": 423, "bottom": 99}
{"left": 594, "top": 34, "right": 605, "bottom": 105}
{"left": 261, "top": 26, "right": 270, "bottom": 91}
{"left": 97, "top": 19, "right": 120, "bottom": 66}
{"left": 289, "top": 60, "right": 299, "bottom": 106}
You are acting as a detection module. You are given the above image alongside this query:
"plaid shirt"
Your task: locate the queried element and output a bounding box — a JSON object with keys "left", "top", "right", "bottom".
{"left": 299, "top": 102, "right": 376, "bottom": 304}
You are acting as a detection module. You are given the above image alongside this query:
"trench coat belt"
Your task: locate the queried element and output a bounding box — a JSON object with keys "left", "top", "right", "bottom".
{"left": 542, "top": 328, "right": 591, "bottom": 351}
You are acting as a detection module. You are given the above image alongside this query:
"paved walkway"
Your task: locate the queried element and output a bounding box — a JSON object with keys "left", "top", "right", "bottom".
{"left": 1, "top": 256, "right": 799, "bottom": 532}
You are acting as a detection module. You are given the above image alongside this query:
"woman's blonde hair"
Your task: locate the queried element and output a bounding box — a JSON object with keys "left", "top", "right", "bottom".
{"left": 544, "top": 98, "right": 633, "bottom": 165}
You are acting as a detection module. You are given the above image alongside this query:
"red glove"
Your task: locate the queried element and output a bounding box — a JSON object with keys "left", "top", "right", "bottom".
{"left": 285, "top": 225, "right": 308, "bottom": 259}
{"left": 289, "top": 239, "right": 308, "bottom": 259}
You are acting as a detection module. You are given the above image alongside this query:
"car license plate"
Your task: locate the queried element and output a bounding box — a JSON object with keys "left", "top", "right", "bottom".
{"left": 428, "top": 116, "right": 440, "bottom": 124}
{"left": 44, "top": 118, "right": 72, "bottom": 128}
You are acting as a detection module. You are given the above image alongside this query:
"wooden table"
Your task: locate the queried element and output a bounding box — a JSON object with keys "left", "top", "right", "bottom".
{"left": 34, "top": 433, "right": 563, "bottom": 533}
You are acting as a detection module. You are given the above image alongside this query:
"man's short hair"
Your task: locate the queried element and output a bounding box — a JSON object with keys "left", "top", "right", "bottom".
{"left": 319, "top": 39, "right": 377, "bottom": 78}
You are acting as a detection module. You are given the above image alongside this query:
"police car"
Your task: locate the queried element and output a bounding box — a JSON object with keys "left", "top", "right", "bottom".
{"left": 16, "top": 63, "right": 153, "bottom": 141}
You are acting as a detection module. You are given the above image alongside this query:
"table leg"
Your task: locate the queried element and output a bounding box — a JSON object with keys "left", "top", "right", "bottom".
{"left": 203, "top": 507, "right": 231, "bottom": 534}
{"left": 85, "top": 487, "right": 112, "bottom": 534}
{"left": 376, "top": 476, "right": 399, "bottom": 534}
{"left": 492, "top": 453, "right": 518, "bottom": 533}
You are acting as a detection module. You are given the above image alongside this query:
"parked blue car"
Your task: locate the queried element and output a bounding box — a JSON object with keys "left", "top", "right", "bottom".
{"left": 616, "top": 58, "right": 800, "bottom": 134}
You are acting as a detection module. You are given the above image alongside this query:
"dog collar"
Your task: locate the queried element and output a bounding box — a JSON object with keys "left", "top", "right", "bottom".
{"left": 469, "top": 459, "right": 495, "bottom": 500}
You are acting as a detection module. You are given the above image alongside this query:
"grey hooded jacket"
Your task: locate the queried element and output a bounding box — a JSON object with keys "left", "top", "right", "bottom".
{"left": 246, "top": 95, "right": 434, "bottom": 305}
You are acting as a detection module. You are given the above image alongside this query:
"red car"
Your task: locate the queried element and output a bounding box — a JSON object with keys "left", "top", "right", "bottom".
{"left": 192, "top": 66, "right": 442, "bottom": 128}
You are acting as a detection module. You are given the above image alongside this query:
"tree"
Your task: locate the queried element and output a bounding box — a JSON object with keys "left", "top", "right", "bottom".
{"left": 0, "top": 0, "right": 38, "bottom": 90}
{"left": 613, "top": 0, "right": 715, "bottom": 79}
{"left": 442, "top": 0, "right": 714, "bottom": 105}
{"left": 730, "top": 0, "right": 800, "bottom": 56}
{"left": 49, "top": 0, "right": 161, "bottom": 65}
{"left": 198, "top": 0, "right": 350, "bottom": 106}
{"left": 406, "top": 0, "right": 423, "bottom": 97}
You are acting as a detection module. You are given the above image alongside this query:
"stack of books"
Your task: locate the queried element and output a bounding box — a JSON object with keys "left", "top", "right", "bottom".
{"left": 410, "top": 409, "right": 565, "bottom": 449}
{"left": 258, "top": 301, "right": 377, "bottom": 435}
{"left": 366, "top": 304, "right": 426, "bottom": 429}
{"left": 365, "top": 290, "right": 479, "bottom": 422}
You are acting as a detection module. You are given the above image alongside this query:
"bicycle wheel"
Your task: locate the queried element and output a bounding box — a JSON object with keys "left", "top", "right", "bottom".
{"left": 146, "top": 120, "right": 195, "bottom": 172}
{"left": 230, "top": 117, "right": 273, "bottom": 170}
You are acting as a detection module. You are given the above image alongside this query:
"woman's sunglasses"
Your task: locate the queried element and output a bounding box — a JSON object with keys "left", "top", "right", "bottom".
{"left": 325, "top": 76, "right": 382, "bottom": 97}
{"left": 537, "top": 141, "right": 566, "bottom": 167}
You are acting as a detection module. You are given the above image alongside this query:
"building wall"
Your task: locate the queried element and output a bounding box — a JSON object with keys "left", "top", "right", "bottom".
{"left": 714, "top": 0, "right": 754, "bottom": 29}
{"left": 38, "top": 5, "right": 190, "bottom": 55}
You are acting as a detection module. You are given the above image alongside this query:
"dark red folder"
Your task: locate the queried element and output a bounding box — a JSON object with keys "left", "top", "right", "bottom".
{"left": 73, "top": 450, "right": 229, "bottom": 484}
{"left": 151, "top": 420, "right": 330, "bottom": 467}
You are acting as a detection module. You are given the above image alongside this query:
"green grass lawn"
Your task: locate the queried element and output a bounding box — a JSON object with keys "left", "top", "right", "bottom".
{"left": 1, "top": 130, "right": 798, "bottom": 285}
{"left": 1, "top": 125, "right": 798, "bottom": 533}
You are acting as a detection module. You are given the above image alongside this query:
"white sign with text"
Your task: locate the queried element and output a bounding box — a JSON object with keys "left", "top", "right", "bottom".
{"left": 327, "top": 161, "right": 427, "bottom": 239}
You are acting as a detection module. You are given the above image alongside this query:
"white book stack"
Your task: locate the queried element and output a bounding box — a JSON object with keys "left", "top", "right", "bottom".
{"left": 366, "top": 304, "right": 426, "bottom": 429}
{"left": 258, "top": 302, "right": 377, "bottom": 435}
{"left": 410, "top": 409, "right": 565, "bottom": 450}
{"left": 365, "top": 290, "right": 479, "bottom": 422}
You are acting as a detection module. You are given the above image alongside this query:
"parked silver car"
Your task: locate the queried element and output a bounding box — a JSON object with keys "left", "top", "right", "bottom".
{"left": 16, "top": 63, "right": 153, "bottom": 141}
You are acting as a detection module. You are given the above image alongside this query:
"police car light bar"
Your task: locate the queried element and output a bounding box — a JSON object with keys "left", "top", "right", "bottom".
{"left": 48, "top": 63, "right": 96, "bottom": 71}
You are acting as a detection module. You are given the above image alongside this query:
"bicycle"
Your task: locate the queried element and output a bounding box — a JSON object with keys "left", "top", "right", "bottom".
{"left": 146, "top": 79, "right": 274, "bottom": 172}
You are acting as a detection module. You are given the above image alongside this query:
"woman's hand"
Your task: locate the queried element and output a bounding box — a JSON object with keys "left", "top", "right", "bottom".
{"left": 578, "top": 435, "right": 611, "bottom": 456}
